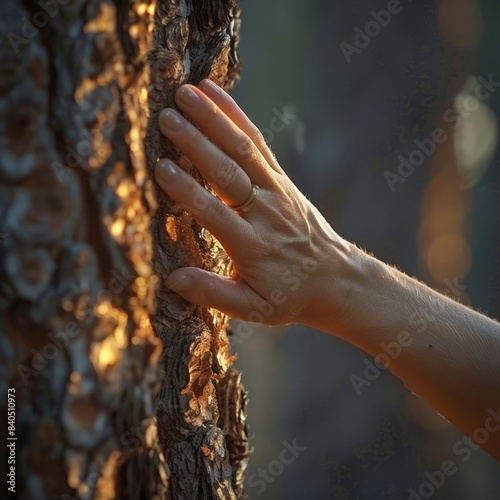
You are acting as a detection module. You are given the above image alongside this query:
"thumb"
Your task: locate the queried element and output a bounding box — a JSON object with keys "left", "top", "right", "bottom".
{"left": 165, "top": 267, "right": 264, "bottom": 321}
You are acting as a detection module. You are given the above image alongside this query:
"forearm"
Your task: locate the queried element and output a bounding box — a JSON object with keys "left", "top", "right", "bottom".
{"left": 307, "top": 245, "right": 500, "bottom": 459}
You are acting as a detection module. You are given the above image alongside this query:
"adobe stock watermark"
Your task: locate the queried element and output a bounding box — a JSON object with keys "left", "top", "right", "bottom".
{"left": 407, "top": 406, "right": 500, "bottom": 499}
{"left": 247, "top": 439, "right": 306, "bottom": 494}
{"left": 340, "top": 0, "right": 405, "bottom": 64}
{"left": 16, "top": 266, "right": 136, "bottom": 384}
{"left": 384, "top": 74, "right": 500, "bottom": 192}
{"left": 7, "top": 0, "right": 70, "bottom": 54}
{"left": 233, "top": 104, "right": 297, "bottom": 164}
{"left": 53, "top": 128, "right": 108, "bottom": 182}
{"left": 350, "top": 330, "right": 413, "bottom": 395}
{"left": 52, "top": 100, "right": 123, "bottom": 183}
{"left": 61, "top": 419, "right": 159, "bottom": 499}
{"left": 407, "top": 277, "right": 467, "bottom": 335}
{"left": 178, "top": 102, "right": 297, "bottom": 215}
{"left": 349, "top": 276, "right": 461, "bottom": 395}
{"left": 441, "top": 277, "right": 467, "bottom": 298}
{"left": 61, "top": 459, "right": 104, "bottom": 500}
{"left": 258, "top": 105, "right": 297, "bottom": 145}
{"left": 231, "top": 258, "right": 318, "bottom": 345}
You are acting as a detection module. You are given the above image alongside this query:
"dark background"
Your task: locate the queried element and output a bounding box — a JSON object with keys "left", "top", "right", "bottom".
{"left": 230, "top": 0, "right": 500, "bottom": 498}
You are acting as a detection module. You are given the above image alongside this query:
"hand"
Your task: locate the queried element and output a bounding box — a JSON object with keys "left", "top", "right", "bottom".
{"left": 154, "top": 80, "right": 357, "bottom": 328}
{"left": 155, "top": 81, "right": 500, "bottom": 461}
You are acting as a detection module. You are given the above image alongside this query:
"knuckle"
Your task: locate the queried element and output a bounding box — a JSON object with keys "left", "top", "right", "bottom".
{"left": 188, "top": 127, "right": 205, "bottom": 150}
{"left": 205, "top": 197, "right": 224, "bottom": 224}
{"left": 247, "top": 230, "right": 273, "bottom": 259}
{"left": 211, "top": 155, "right": 240, "bottom": 189}
{"left": 206, "top": 103, "right": 220, "bottom": 120}
{"left": 249, "top": 126, "right": 266, "bottom": 147}
{"left": 235, "top": 134, "right": 254, "bottom": 159}
{"left": 184, "top": 177, "right": 207, "bottom": 212}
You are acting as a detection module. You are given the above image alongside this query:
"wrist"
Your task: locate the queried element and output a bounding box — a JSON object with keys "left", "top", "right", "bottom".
{"left": 300, "top": 241, "right": 378, "bottom": 339}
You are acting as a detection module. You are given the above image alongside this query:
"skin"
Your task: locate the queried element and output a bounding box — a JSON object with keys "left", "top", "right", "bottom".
{"left": 154, "top": 79, "right": 500, "bottom": 461}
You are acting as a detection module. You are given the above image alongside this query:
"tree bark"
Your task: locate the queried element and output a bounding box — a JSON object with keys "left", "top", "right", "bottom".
{"left": 0, "top": 1, "right": 248, "bottom": 498}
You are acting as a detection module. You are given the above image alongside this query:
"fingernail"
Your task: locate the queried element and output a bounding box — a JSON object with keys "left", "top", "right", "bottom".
{"left": 156, "top": 160, "right": 179, "bottom": 184}
{"left": 166, "top": 274, "right": 193, "bottom": 292}
{"left": 200, "top": 79, "right": 221, "bottom": 98}
{"left": 178, "top": 86, "right": 201, "bottom": 107}
{"left": 159, "top": 108, "right": 184, "bottom": 133}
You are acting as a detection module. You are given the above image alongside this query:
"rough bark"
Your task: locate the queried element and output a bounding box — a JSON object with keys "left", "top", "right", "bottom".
{"left": 0, "top": 1, "right": 248, "bottom": 498}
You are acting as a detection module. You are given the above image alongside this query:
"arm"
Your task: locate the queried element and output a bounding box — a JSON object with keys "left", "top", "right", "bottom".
{"left": 307, "top": 248, "right": 500, "bottom": 460}
{"left": 154, "top": 80, "right": 500, "bottom": 460}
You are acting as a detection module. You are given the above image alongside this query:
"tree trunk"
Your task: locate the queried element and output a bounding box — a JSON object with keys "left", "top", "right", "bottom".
{"left": 0, "top": 1, "right": 248, "bottom": 498}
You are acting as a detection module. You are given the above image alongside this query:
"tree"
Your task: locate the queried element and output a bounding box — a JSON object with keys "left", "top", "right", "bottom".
{"left": 0, "top": 1, "right": 249, "bottom": 498}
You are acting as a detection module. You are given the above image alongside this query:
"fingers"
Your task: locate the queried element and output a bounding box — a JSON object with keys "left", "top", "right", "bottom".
{"left": 197, "top": 79, "right": 285, "bottom": 175}
{"left": 158, "top": 107, "right": 253, "bottom": 208}
{"left": 165, "top": 266, "right": 268, "bottom": 321}
{"left": 168, "top": 85, "right": 277, "bottom": 186}
{"left": 155, "top": 158, "right": 251, "bottom": 248}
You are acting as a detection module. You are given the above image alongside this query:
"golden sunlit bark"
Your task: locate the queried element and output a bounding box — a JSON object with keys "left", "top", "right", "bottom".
{"left": 0, "top": 1, "right": 248, "bottom": 498}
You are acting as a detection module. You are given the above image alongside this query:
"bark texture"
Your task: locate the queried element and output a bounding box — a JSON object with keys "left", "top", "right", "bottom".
{"left": 0, "top": 1, "right": 248, "bottom": 498}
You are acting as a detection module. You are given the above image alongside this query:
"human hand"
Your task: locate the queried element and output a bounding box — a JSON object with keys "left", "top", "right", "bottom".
{"left": 155, "top": 80, "right": 358, "bottom": 329}
{"left": 153, "top": 82, "right": 500, "bottom": 460}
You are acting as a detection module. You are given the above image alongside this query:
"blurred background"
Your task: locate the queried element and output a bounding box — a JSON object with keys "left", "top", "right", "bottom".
{"left": 230, "top": 0, "right": 500, "bottom": 498}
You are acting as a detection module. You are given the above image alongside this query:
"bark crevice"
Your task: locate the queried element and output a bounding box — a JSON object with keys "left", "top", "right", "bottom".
{"left": 1, "top": 0, "right": 248, "bottom": 498}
